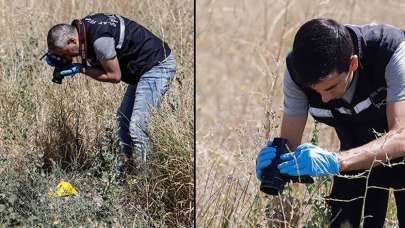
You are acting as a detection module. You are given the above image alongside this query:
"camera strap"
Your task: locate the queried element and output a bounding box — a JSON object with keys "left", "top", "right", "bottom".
{"left": 72, "top": 19, "right": 87, "bottom": 72}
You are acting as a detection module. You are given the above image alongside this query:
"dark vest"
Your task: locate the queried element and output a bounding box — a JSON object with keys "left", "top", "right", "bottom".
{"left": 74, "top": 13, "right": 171, "bottom": 85}
{"left": 287, "top": 24, "right": 405, "bottom": 150}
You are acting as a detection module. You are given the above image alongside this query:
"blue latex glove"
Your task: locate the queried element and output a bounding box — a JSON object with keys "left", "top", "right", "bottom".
{"left": 277, "top": 143, "right": 340, "bottom": 177}
{"left": 59, "top": 63, "right": 82, "bottom": 77}
{"left": 256, "top": 140, "right": 276, "bottom": 181}
{"left": 44, "top": 53, "right": 58, "bottom": 67}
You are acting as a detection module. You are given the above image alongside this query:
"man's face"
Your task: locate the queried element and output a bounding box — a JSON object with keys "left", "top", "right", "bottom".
{"left": 51, "top": 37, "right": 80, "bottom": 59}
{"left": 310, "top": 70, "right": 353, "bottom": 103}
{"left": 310, "top": 55, "right": 358, "bottom": 103}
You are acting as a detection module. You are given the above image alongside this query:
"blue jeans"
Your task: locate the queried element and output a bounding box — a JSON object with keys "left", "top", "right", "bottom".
{"left": 117, "top": 53, "right": 176, "bottom": 162}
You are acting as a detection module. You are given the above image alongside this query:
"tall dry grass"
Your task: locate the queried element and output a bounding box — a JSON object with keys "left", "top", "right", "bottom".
{"left": 197, "top": 0, "right": 405, "bottom": 227}
{"left": 0, "top": 0, "right": 193, "bottom": 227}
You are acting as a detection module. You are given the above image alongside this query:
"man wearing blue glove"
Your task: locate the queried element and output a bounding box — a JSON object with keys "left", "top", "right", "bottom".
{"left": 256, "top": 18, "right": 405, "bottom": 227}
{"left": 45, "top": 13, "right": 176, "bottom": 184}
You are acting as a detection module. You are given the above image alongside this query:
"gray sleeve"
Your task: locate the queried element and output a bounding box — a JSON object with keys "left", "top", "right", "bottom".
{"left": 93, "top": 37, "right": 117, "bottom": 61}
{"left": 283, "top": 69, "right": 309, "bottom": 115}
{"left": 385, "top": 41, "right": 405, "bottom": 102}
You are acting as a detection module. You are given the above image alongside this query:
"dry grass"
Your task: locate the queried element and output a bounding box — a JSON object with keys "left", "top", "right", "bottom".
{"left": 0, "top": 0, "right": 193, "bottom": 227}
{"left": 197, "top": 0, "right": 405, "bottom": 227}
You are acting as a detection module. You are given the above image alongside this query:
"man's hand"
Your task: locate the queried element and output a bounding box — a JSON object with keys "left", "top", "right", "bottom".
{"left": 278, "top": 143, "right": 340, "bottom": 177}
{"left": 256, "top": 140, "right": 276, "bottom": 181}
{"left": 82, "top": 57, "right": 121, "bottom": 83}
{"left": 59, "top": 63, "right": 82, "bottom": 77}
{"left": 44, "top": 53, "right": 58, "bottom": 67}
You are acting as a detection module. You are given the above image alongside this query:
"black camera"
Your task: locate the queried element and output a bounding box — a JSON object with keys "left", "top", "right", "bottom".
{"left": 40, "top": 52, "right": 73, "bottom": 84}
{"left": 260, "top": 137, "right": 314, "bottom": 195}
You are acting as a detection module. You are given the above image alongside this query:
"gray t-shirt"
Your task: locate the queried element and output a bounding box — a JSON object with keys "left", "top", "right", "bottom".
{"left": 283, "top": 41, "right": 405, "bottom": 116}
{"left": 93, "top": 37, "right": 117, "bottom": 61}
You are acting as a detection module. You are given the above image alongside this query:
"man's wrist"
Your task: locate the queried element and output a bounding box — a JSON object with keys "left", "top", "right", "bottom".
{"left": 335, "top": 152, "right": 345, "bottom": 172}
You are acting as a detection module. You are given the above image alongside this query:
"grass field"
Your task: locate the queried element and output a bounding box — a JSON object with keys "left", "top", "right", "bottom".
{"left": 196, "top": 0, "right": 405, "bottom": 227}
{"left": 0, "top": 0, "right": 194, "bottom": 227}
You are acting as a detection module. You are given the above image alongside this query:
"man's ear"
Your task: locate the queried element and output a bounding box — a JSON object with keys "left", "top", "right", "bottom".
{"left": 350, "top": 55, "right": 359, "bottom": 72}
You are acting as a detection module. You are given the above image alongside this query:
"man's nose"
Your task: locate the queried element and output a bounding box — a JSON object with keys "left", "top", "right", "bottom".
{"left": 321, "top": 92, "right": 332, "bottom": 103}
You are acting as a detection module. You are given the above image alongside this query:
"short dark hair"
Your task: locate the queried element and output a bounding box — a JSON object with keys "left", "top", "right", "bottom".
{"left": 288, "top": 18, "right": 354, "bottom": 86}
{"left": 47, "top": 24, "right": 76, "bottom": 50}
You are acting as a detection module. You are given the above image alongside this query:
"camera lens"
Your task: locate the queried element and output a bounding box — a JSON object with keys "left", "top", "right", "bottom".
{"left": 259, "top": 138, "right": 314, "bottom": 195}
{"left": 259, "top": 138, "right": 289, "bottom": 195}
{"left": 52, "top": 68, "right": 64, "bottom": 84}
{"left": 260, "top": 173, "right": 285, "bottom": 195}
